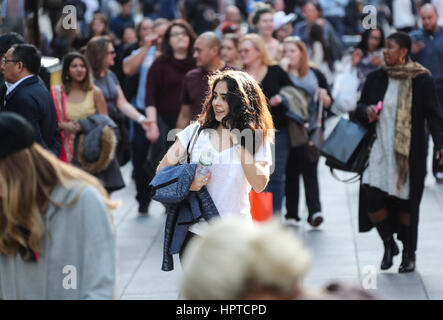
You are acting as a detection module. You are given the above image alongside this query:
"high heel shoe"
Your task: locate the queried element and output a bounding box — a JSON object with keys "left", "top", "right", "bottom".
{"left": 399, "top": 251, "right": 416, "bottom": 273}
{"left": 380, "top": 237, "right": 399, "bottom": 270}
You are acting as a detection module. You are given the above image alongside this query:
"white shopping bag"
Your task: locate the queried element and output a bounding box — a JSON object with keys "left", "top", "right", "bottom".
{"left": 331, "top": 64, "right": 360, "bottom": 114}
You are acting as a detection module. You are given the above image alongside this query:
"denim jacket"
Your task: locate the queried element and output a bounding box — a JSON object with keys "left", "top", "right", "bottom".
{"left": 150, "top": 164, "right": 219, "bottom": 271}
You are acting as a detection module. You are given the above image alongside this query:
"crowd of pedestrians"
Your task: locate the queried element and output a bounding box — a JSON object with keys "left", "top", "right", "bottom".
{"left": 0, "top": 0, "right": 443, "bottom": 300}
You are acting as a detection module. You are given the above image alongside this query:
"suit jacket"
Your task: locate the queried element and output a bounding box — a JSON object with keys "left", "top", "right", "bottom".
{"left": 0, "top": 75, "right": 61, "bottom": 156}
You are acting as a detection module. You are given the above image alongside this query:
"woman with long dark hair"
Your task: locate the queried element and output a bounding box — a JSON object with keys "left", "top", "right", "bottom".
{"left": 51, "top": 52, "right": 107, "bottom": 164}
{"left": 352, "top": 26, "right": 385, "bottom": 90}
{"left": 308, "top": 23, "right": 334, "bottom": 84}
{"left": 354, "top": 32, "right": 443, "bottom": 273}
{"left": 156, "top": 70, "right": 274, "bottom": 259}
{"left": 85, "top": 36, "right": 150, "bottom": 166}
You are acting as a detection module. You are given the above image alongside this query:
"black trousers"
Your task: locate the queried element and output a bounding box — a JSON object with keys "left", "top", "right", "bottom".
{"left": 132, "top": 121, "right": 152, "bottom": 206}
{"left": 285, "top": 145, "right": 321, "bottom": 218}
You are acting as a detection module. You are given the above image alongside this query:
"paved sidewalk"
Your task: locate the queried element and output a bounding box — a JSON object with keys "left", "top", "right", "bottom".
{"left": 112, "top": 121, "right": 443, "bottom": 300}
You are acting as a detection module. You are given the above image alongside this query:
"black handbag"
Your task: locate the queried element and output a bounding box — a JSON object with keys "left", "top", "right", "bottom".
{"left": 320, "top": 117, "right": 376, "bottom": 183}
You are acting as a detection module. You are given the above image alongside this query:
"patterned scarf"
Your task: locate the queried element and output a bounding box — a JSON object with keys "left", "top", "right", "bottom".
{"left": 382, "top": 59, "right": 430, "bottom": 190}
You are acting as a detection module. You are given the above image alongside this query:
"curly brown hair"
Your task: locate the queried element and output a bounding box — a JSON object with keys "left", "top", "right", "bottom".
{"left": 198, "top": 70, "right": 274, "bottom": 153}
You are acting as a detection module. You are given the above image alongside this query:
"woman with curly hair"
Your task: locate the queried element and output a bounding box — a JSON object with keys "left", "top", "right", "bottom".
{"left": 156, "top": 69, "right": 274, "bottom": 259}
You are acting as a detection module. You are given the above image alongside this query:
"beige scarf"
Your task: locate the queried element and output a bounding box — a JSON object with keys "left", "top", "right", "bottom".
{"left": 382, "top": 59, "right": 431, "bottom": 190}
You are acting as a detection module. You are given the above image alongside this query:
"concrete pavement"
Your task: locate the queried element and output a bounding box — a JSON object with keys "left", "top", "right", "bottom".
{"left": 111, "top": 118, "right": 443, "bottom": 300}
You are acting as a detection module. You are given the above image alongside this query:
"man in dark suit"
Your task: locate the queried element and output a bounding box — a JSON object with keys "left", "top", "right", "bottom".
{"left": 0, "top": 44, "right": 61, "bottom": 156}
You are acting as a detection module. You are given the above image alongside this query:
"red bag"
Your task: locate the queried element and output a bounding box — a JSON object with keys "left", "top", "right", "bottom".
{"left": 249, "top": 190, "right": 273, "bottom": 222}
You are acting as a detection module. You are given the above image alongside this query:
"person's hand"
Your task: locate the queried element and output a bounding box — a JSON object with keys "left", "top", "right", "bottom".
{"left": 366, "top": 105, "right": 380, "bottom": 123}
{"left": 60, "top": 121, "right": 81, "bottom": 134}
{"left": 143, "top": 33, "right": 158, "bottom": 48}
{"left": 436, "top": 149, "right": 443, "bottom": 165}
{"left": 280, "top": 57, "right": 290, "bottom": 71}
{"left": 72, "top": 122, "right": 82, "bottom": 133}
{"left": 370, "top": 55, "right": 383, "bottom": 67}
{"left": 316, "top": 18, "right": 326, "bottom": 26}
{"left": 411, "top": 40, "right": 425, "bottom": 54}
{"left": 143, "top": 121, "right": 160, "bottom": 142}
{"left": 352, "top": 48, "right": 363, "bottom": 66}
{"left": 318, "top": 88, "right": 331, "bottom": 108}
{"left": 269, "top": 94, "right": 283, "bottom": 107}
{"left": 189, "top": 171, "right": 211, "bottom": 191}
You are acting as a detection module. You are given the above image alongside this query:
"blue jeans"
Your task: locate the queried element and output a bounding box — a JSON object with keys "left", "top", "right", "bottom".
{"left": 265, "top": 128, "right": 291, "bottom": 214}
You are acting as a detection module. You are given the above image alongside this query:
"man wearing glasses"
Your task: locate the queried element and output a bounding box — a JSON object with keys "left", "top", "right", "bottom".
{"left": 0, "top": 44, "right": 61, "bottom": 156}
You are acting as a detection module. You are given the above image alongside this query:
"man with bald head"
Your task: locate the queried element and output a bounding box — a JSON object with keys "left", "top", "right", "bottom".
{"left": 176, "top": 32, "right": 234, "bottom": 129}
{"left": 411, "top": 3, "right": 443, "bottom": 183}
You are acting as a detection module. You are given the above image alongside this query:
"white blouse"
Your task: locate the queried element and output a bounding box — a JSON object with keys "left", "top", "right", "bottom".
{"left": 176, "top": 123, "right": 273, "bottom": 235}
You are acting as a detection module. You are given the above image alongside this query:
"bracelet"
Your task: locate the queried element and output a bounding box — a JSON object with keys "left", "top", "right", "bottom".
{"left": 137, "top": 115, "right": 147, "bottom": 123}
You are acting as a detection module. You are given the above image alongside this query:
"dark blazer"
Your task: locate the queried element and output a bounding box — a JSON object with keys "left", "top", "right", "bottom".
{"left": 0, "top": 75, "right": 61, "bottom": 156}
{"left": 353, "top": 68, "right": 443, "bottom": 252}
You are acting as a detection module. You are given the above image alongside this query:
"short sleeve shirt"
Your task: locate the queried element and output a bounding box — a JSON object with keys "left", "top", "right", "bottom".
{"left": 176, "top": 123, "right": 273, "bottom": 235}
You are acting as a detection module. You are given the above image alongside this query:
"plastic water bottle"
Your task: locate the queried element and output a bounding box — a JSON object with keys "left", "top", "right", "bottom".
{"left": 196, "top": 148, "right": 214, "bottom": 178}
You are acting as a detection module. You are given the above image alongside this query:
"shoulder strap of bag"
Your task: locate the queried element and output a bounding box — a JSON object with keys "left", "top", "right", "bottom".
{"left": 329, "top": 167, "right": 361, "bottom": 184}
{"left": 186, "top": 124, "right": 203, "bottom": 164}
{"left": 316, "top": 89, "right": 324, "bottom": 125}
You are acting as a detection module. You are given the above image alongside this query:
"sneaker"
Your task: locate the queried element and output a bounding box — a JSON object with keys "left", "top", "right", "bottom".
{"left": 283, "top": 217, "right": 299, "bottom": 227}
{"left": 308, "top": 212, "right": 324, "bottom": 227}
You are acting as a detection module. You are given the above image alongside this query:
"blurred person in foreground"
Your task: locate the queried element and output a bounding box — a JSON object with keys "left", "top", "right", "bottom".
{"left": 180, "top": 216, "right": 377, "bottom": 300}
{"left": 0, "top": 112, "right": 118, "bottom": 299}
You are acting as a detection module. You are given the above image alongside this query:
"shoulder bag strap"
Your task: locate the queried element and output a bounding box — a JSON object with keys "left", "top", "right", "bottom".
{"left": 186, "top": 125, "right": 203, "bottom": 164}
{"left": 330, "top": 167, "right": 362, "bottom": 184}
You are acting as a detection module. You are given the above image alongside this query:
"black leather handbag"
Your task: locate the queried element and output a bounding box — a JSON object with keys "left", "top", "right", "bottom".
{"left": 320, "top": 117, "right": 376, "bottom": 182}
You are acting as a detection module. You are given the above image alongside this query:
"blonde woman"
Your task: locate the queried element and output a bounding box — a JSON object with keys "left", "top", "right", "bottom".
{"left": 0, "top": 113, "right": 118, "bottom": 299}
{"left": 239, "top": 33, "right": 293, "bottom": 214}
{"left": 181, "top": 216, "right": 377, "bottom": 300}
